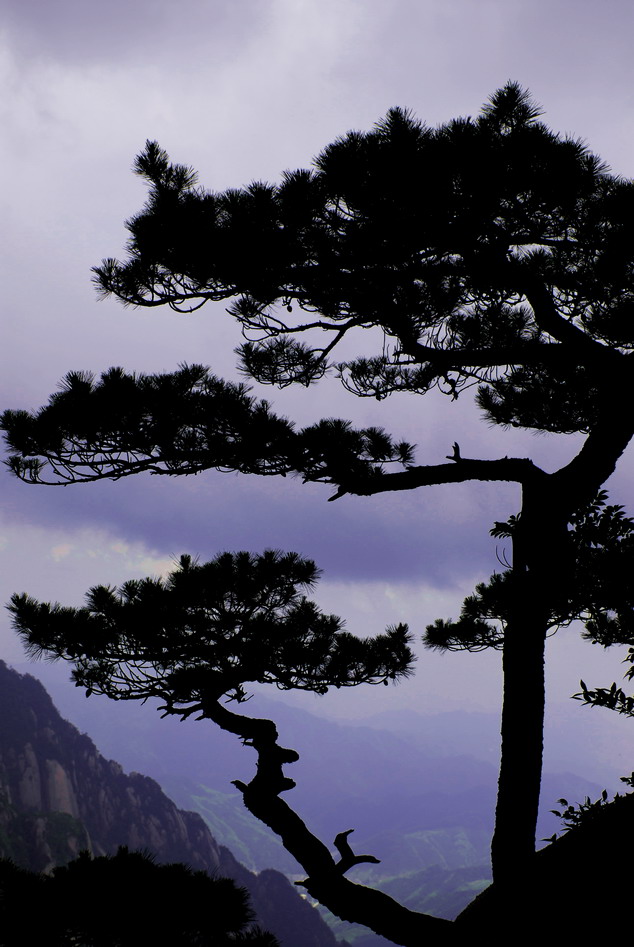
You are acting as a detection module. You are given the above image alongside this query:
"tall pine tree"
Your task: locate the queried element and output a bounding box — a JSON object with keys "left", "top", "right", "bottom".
{"left": 4, "top": 84, "right": 634, "bottom": 940}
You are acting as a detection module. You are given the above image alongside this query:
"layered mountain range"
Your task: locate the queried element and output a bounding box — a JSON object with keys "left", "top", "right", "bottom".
{"left": 12, "top": 659, "right": 620, "bottom": 945}
{"left": 0, "top": 660, "right": 337, "bottom": 947}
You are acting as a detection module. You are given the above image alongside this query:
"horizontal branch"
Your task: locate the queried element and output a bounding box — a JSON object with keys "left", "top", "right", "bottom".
{"left": 330, "top": 456, "right": 547, "bottom": 500}
{"left": 401, "top": 338, "right": 589, "bottom": 372}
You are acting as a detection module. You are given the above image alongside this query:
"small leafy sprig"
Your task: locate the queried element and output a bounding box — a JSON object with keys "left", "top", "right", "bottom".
{"left": 551, "top": 790, "right": 610, "bottom": 832}
{"left": 544, "top": 786, "right": 634, "bottom": 842}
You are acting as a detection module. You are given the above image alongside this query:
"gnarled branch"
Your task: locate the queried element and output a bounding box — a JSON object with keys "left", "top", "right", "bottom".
{"left": 202, "top": 698, "right": 453, "bottom": 946}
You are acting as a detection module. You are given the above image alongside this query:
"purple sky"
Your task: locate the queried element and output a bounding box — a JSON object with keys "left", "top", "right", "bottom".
{"left": 2, "top": 0, "right": 634, "bottom": 735}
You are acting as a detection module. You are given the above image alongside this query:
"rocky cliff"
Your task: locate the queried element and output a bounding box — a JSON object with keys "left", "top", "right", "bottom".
{"left": 0, "top": 660, "right": 337, "bottom": 947}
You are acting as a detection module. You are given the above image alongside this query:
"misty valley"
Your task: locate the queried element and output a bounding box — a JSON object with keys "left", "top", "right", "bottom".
{"left": 1, "top": 658, "right": 628, "bottom": 946}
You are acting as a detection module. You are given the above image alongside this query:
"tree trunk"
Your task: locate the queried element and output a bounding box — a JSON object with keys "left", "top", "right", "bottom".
{"left": 491, "top": 597, "right": 547, "bottom": 882}
{"left": 490, "top": 487, "right": 552, "bottom": 883}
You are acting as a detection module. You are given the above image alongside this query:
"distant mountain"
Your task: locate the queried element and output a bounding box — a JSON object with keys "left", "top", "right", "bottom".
{"left": 0, "top": 661, "right": 337, "bottom": 947}
{"left": 361, "top": 704, "right": 631, "bottom": 789}
{"left": 13, "top": 664, "right": 499, "bottom": 873}
{"left": 6, "top": 659, "right": 631, "bottom": 943}
{"left": 18, "top": 661, "right": 609, "bottom": 921}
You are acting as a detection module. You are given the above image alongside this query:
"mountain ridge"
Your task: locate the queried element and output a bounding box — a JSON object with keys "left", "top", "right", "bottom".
{"left": 0, "top": 660, "right": 337, "bottom": 947}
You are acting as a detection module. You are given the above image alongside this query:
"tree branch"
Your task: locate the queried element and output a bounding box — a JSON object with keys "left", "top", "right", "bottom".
{"left": 330, "top": 456, "right": 547, "bottom": 500}
{"left": 399, "top": 337, "right": 590, "bottom": 372}
{"left": 524, "top": 283, "right": 619, "bottom": 367}
{"left": 333, "top": 829, "right": 381, "bottom": 872}
{"left": 551, "top": 368, "right": 634, "bottom": 511}
{"left": 202, "top": 699, "right": 453, "bottom": 946}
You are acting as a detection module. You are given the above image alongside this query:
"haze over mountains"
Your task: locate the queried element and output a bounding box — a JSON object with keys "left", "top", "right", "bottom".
{"left": 17, "top": 659, "right": 623, "bottom": 882}
{"left": 1, "top": 646, "right": 632, "bottom": 945}
{"left": 0, "top": 661, "right": 339, "bottom": 947}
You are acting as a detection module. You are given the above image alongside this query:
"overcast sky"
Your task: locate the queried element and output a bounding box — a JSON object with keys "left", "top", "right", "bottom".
{"left": 1, "top": 0, "right": 634, "bottom": 746}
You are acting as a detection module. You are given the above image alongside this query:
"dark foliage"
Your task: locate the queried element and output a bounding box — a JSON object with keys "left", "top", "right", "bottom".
{"left": 424, "top": 490, "right": 634, "bottom": 651}
{"left": 0, "top": 847, "right": 278, "bottom": 947}
{"left": 9, "top": 549, "right": 414, "bottom": 709}
{"left": 4, "top": 86, "right": 634, "bottom": 493}
{"left": 87, "top": 83, "right": 633, "bottom": 437}
{"left": 1, "top": 364, "right": 412, "bottom": 491}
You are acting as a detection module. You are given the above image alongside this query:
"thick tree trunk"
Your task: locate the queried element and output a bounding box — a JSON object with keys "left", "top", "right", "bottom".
{"left": 459, "top": 792, "right": 634, "bottom": 940}
{"left": 490, "top": 485, "right": 553, "bottom": 884}
{"left": 491, "top": 598, "right": 547, "bottom": 882}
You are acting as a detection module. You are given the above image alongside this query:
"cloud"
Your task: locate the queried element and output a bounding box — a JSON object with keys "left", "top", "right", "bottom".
{"left": 0, "top": 507, "right": 505, "bottom": 714}
{"left": 2, "top": 0, "right": 634, "bottom": 724}
{"left": 50, "top": 542, "right": 73, "bottom": 561}
{"left": 0, "top": 460, "right": 511, "bottom": 586}
{"left": 3, "top": 356, "right": 630, "bottom": 590}
{"left": 2, "top": 0, "right": 270, "bottom": 66}
{"left": 0, "top": 518, "right": 174, "bottom": 660}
